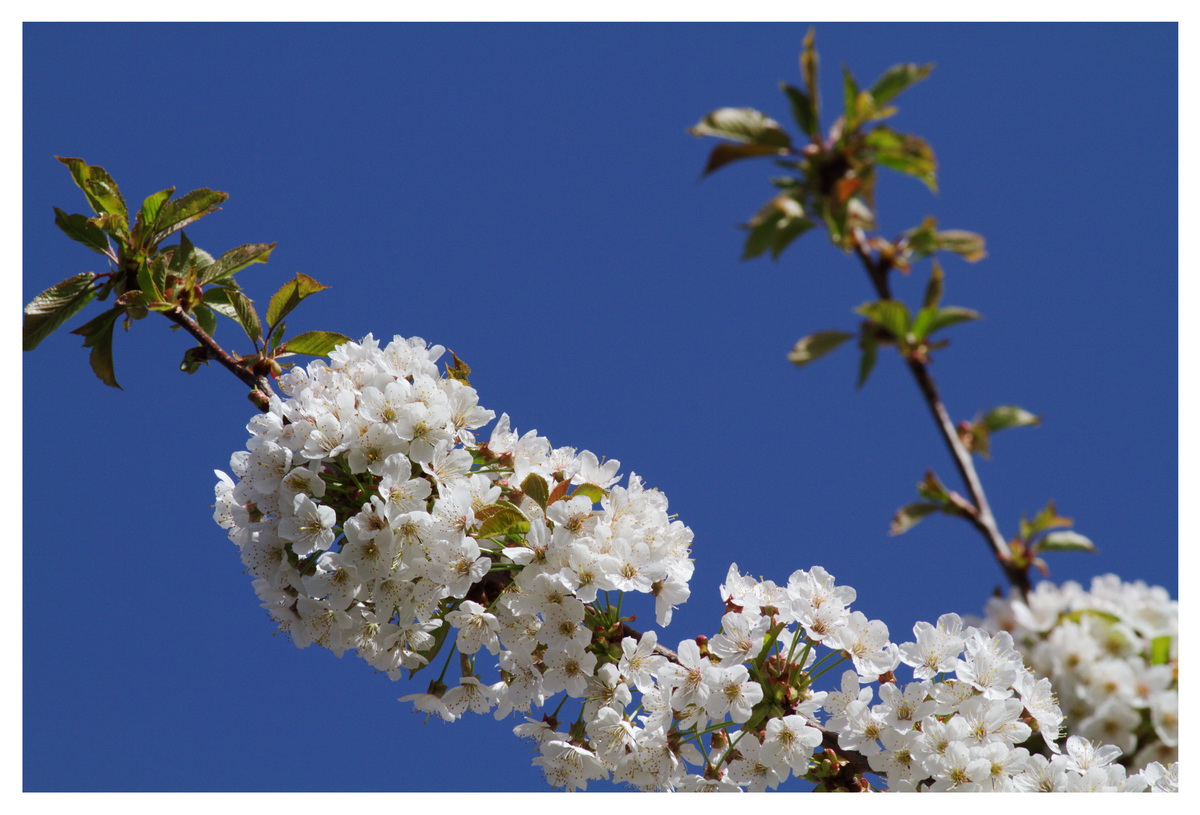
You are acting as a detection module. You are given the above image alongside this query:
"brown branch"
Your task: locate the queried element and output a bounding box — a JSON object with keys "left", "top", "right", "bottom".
{"left": 163, "top": 306, "right": 275, "bottom": 407}
{"left": 851, "top": 230, "right": 1030, "bottom": 598}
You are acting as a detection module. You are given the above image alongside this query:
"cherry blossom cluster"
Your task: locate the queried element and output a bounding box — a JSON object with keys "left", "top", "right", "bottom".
{"left": 976, "top": 574, "right": 1178, "bottom": 773}
{"left": 212, "top": 335, "right": 1177, "bottom": 792}
{"left": 505, "top": 563, "right": 1179, "bottom": 791}
{"left": 214, "top": 334, "right": 694, "bottom": 711}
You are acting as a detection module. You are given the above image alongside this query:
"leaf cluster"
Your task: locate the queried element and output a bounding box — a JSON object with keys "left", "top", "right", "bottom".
{"left": 25, "top": 158, "right": 350, "bottom": 389}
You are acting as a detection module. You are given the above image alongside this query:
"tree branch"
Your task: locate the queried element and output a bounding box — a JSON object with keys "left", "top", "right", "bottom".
{"left": 163, "top": 306, "right": 275, "bottom": 406}
{"left": 851, "top": 230, "right": 1030, "bottom": 598}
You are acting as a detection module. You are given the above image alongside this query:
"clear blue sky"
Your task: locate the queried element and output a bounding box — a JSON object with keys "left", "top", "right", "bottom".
{"left": 22, "top": 23, "right": 1177, "bottom": 792}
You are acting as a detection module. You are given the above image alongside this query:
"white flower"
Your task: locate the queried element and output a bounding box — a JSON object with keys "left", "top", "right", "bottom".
{"left": 277, "top": 493, "right": 337, "bottom": 556}
{"left": 705, "top": 665, "right": 763, "bottom": 723}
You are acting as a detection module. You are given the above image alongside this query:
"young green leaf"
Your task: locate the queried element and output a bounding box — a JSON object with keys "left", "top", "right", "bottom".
{"left": 1034, "top": 530, "right": 1096, "bottom": 553}
{"left": 1149, "top": 635, "right": 1173, "bottom": 666}
{"left": 520, "top": 473, "right": 551, "bottom": 511}
{"left": 864, "top": 127, "right": 938, "bottom": 192}
{"left": 788, "top": 330, "right": 854, "bottom": 367}
{"left": 780, "top": 83, "right": 820, "bottom": 139}
{"left": 937, "top": 230, "right": 987, "bottom": 262}
{"left": 917, "top": 470, "right": 951, "bottom": 504}
{"left": 869, "top": 63, "right": 934, "bottom": 107}
{"left": 842, "top": 65, "right": 861, "bottom": 130}
{"left": 149, "top": 188, "right": 229, "bottom": 245}
{"left": 23, "top": 272, "right": 97, "bottom": 350}
{"left": 981, "top": 405, "right": 1042, "bottom": 433}
{"left": 265, "top": 273, "right": 329, "bottom": 328}
{"left": 477, "top": 504, "right": 531, "bottom": 539}
{"left": 856, "top": 328, "right": 878, "bottom": 389}
{"left": 202, "top": 287, "right": 240, "bottom": 321}
{"left": 56, "top": 157, "right": 127, "bottom": 220}
{"left": 570, "top": 484, "right": 606, "bottom": 504}
{"left": 278, "top": 330, "right": 351, "bottom": 357}
{"left": 855, "top": 300, "right": 911, "bottom": 340}
{"left": 742, "top": 192, "right": 813, "bottom": 260}
{"left": 70, "top": 306, "right": 123, "bottom": 388}
{"left": 690, "top": 108, "right": 792, "bottom": 148}
{"left": 138, "top": 187, "right": 175, "bottom": 231}
{"left": 84, "top": 173, "right": 128, "bottom": 221}
{"left": 890, "top": 502, "right": 940, "bottom": 536}
{"left": 701, "top": 142, "right": 789, "bottom": 176}
{"left": 1019, "top": 500, "right": 1072, "bottom": 541}
{"left": 199, "top": 242, "right": 276, "bottom": 286}
{"left": 194, "top": 304, "right": 217, "bottom": 339}
{"left": 801, "top": 28, "right": 819, "bottom": 106}
{"left": 916, "top": 306, "right": 981, "bottom": 339}
{"left": 408, "top": 602, "right": 455, "bottom": 679}
{"left": 53, "top": 208, "right": 110, "bottom": 255}
{"left": 227, "top": 289, "right": 262, "bottom": 343}
{"left": 922, "top": 260, "right": 944, "bottom": 310}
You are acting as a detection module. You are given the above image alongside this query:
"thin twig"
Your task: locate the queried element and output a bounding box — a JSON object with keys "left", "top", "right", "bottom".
{"left": 851, "top": 230, "right": 1030, "bottom": 598}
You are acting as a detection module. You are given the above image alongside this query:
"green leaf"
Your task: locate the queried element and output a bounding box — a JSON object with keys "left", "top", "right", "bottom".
{"left": 789, "top": 330, "right": 853, "bottom": 367}
{"left": 139, "top": 187, "right": 174, "bottom": 231}
{"left": 742, "top": 192, "right": 813, "bottom": 260}
{"left": 194, "top": 304, "right": 217, "bottom": 338}
{"left": 856, "top": 328, "right": 878, "bottom": 389}
{"left": 278, "top": 330, "right": 351, "bottom": 357}
{"left": 937, "top": 230, "right": 987, "bottom": 262}
{"left": 690, "top": 108, "right": 792, "bottom": 148}
{"left": 168, "top": 231, "right": 195, "bottom": 273}
{"left": 135, "top": 258, "right": 162, "bottom": 302}
{"left": 179, "top": 345, "right": 207, "bottom": 375}
{"left": 920, "top": 306, "right": 981, "bottom": 338}
{"left": 408, "top": 617, "right": 450, "bottom": 679}
{"left": 1035, "top": 530, "right": 1095, "bottom": 553}
{"left": 701, "top": 142, "right": 788, "bottom": 176}
{"left": 520, "top": 473, "right": 550, "bottom": 511}
{"left": 1149, "top": 635, "right": 1172, "bottom": 665}
{"left": 265, "top": 273, "right": 329, "bottom": 328}
{"left": 570, "top": 484, "right": 606, "bottom": 504}
{"left": 917, "top": 470, "right": 951, "bottom": 504}
{"left": 780, "top": 83, "right": 820, "bottom": 139}
{"left": 57, "top": 157, "right": 127, "bottom": 220}
{"left": 202, "top": 287, "right": 240, "bottom": 321}
{"left": 84, "top": 173, "right": 128, "bottom": 220}
{"left": 890, "top": 502, "right": 940, "bottom": 536}
{"left": 477, "top": 504, "right": 531, "bottom": 539}
{"left": 981, "top": 405, "right": 1042, "bottom": 433}
{"left": 922, "top": 260, "right": 944, "bottom": 310}
{"left": 70, "top": 306, "right": 122, "bottom": 388}
{"left": 1019, "top": 500, "right": 1072, "bottom": 541}
{"left": 1063, "top": 608, "right": 1121, "bottom": 626}
{"left": 148, "top": 255, "right": 170, "bottom": 301}
{"left": 869, "top": 63, "right": 933, "bottom": 107}
{"left": 53, "top": 208, "right": 110, "bottom": 255}
{"left": 23, "top": 272, "right": 97, "bottom": 350}
{"left": 865, "top": 126, "right": 938, "bottom": 192}
{"left": 198, "top": 242, "right": 276, "bottom": 286}
{"left": 801, "top": 28, "right": 819, "bottom": 106}
{"left": 842, "top": 65, "right": 861, "bottom": 129}
{"left": 149, "top": 188, "right": 228, "bottom": 245}
{"left": 227, "top": 289, "right": 262, "bottom": 343}
{"left": 855, "top": 299, "right": 911, "bottom": 340}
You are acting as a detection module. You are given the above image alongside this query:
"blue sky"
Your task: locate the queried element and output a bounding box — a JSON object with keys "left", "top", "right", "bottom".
{"left": 22, "top": 23, "right": 1177, "bottom": 792}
